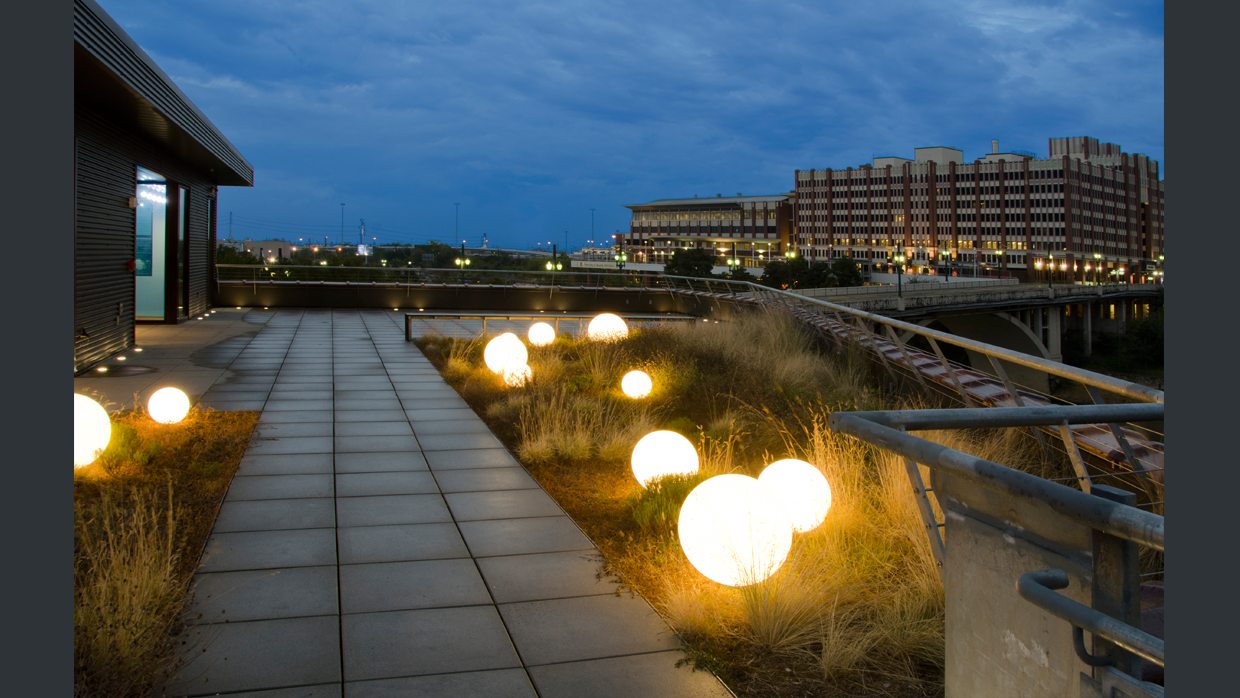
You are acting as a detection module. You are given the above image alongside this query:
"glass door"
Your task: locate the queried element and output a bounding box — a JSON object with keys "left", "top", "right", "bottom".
{"left": 135, "top": 166, "right": 167, "bottom": 319}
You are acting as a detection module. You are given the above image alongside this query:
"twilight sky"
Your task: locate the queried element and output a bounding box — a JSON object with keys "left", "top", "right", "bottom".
{"left": 99, "top": 0, "right": 1164, "bottom": 251}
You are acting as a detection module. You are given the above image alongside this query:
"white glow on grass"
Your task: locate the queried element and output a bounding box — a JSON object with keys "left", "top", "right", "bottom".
{"left": 587, "top": 313, "right": 628, "bottom": 341}
{"left": 74, "top": 394, "right": 111, "bottom": 468}
{"left": 631, "top": 430, "right": 698, "bottom": 487}
{"left": 758, "top": 459, "right": 833, "bottom": 532}
{"left": 148, "top": 387, "right": 190, "bottom": 424}
{"left": 484, "top": 333, "right": 528, "bottom": 375}
{"left": 678, "top": 474, "right": 793, "bottom": 586}
{"left": 528, "top": 322, "right": 556, "bottom": 346}
{"left": 621, "top": 370, "right": 652, "bottom": 398}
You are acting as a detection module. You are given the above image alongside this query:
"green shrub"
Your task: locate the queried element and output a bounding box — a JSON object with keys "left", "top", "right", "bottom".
{"left": 627, "top": 472, "right": 709, "bottom": 537}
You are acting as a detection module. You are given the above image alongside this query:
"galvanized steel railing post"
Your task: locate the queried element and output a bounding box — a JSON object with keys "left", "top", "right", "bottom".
{"left": 1088, "top": 484, "right": 1144, "bottom": 681}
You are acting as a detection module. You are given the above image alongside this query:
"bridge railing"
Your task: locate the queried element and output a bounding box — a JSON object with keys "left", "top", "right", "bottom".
{"left": 214, "top": 263, "right": 675, "bottom": 289}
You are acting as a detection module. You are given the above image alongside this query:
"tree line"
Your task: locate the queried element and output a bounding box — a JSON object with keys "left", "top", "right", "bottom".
{"left": 660, "top": 247, "right": 863, "bottom": 289}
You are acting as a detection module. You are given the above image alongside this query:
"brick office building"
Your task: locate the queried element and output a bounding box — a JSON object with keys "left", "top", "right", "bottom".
{"left": 792, "top": 137, "right": 1164, "bottom": 282}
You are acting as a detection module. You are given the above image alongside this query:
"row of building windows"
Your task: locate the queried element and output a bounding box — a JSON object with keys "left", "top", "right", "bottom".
{"left": 632, "top": 210, "right": 777, "bottom": 221}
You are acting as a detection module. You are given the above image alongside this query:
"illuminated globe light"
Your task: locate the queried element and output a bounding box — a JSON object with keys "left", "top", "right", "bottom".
{"left": 678, "top": 474, "right": 794, "bottom": 586}
{"left": 757, "top": 459, "right": 833, "bottom": 532}
{"left": 587, "top": 313, "right": 628, "bottom": 342}
{"left": 74, "top": 394, "right": 111, "bottom": 468}
{"left": 148, "top": 387, "right": 191, "bottom": 424}
{"left": 483, "top": 333, "right": 528, "bottom": 375}
{"left": 631, "top": 430, "right": 698, "bottom": 487}
{"left": 621, "top": 370, "right": 652, "bottom": 399}
{"left": 528, "top": 322, "right": 556, "bottom": 347}
{"left": 500, "top": 363, "right": 532, "bottom": 387}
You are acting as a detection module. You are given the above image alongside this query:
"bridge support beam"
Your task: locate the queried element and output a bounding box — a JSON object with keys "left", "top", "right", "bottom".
{"left": 1116, "top": 300, "right": 1127, "bottom": 334}
{"left": 1047, "top": 307, "right": 1062, "bottom": 362}
{"left": 1082, "top": 302, "right": 1092, "bottom": 358}
{"left": 1032, "top": 307, "right": 1043, "bottom": 340}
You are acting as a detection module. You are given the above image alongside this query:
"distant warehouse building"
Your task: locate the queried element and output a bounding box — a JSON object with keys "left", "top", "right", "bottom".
{"left": 74, "top": 0, "right": 253, "bottom": 374}
{"left": 793, "top": 137, "right": 1164, "bottom": 282}
{"left": 620, "top": 194, "right": 796, "bottom": 270}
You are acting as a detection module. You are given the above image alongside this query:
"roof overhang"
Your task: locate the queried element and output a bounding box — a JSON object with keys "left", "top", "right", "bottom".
{"left": 74, "top": 0, "right": 253, "bottom": 187}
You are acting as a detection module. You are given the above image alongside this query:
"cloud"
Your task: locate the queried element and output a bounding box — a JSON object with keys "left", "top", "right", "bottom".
{"left": 101, "top": 0, "right": 1163, "bottom": 248}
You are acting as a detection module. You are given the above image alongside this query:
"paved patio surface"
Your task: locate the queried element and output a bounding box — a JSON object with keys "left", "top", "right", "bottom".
{"left": 75, "top": 308, "right": 731, "bottom": 698}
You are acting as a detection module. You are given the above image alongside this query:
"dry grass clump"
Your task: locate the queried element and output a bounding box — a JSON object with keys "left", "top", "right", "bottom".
{"left": 73, "top": 401, "right": 257, "bottom": 698}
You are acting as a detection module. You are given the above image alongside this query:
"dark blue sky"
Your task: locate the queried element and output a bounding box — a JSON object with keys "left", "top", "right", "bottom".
{"left": 101, "top": 0, "right": 1164, "bottom": 251}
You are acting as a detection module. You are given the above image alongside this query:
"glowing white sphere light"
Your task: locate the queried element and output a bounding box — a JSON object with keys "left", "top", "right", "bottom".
{"left": 631, "top": 430, "right": 698, "bottom": 487}
{"left": 528, "top": 322, "right": 556, "bottom": 347}
{"left": 621, "top": 370, "right": 653, "bottom": 399}
{"left": 148, "top": 387, "right": 191, "bottom": 424}
{"left": 678, "top": 474, "right": 794, "bottom": 586}
{"left": 758, "top": 459, "right": 833, "bottom": 532}
{"left": 587, "top": 313, "right": 628, "bottom": 342}
{"left": 74, "top": 394, "right": 111, "bottom": 468}
{"left": 501, "top": 363, "right": 532, "bottom": 387}
{"left": 484, "top": 333, "right": 528, "bottom": 374}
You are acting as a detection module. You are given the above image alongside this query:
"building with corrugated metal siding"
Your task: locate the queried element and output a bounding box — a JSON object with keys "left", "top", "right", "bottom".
{"left": 73, "top": 0, "right": 253, "bottom": 374}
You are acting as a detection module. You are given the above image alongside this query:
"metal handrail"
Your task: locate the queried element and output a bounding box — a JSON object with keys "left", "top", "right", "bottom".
{"left": 1018, "top": 569, "right": 1165, "bottom": 666}
{"left": 829, "top": 411, "right": 1164, "bottom": 551}
{"left": 660, "top": 273, "right": 1163, "bottom": 404}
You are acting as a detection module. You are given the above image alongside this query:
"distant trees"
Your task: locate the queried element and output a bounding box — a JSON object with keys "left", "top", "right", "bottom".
{"left": 758, "top": 257, "right": 863, "bottom": 290}
{"left": 215, "top": 246, "right": 259, "bottom": 265}
{"left": 663, "top": 248, "right": 716, "bottom": 278}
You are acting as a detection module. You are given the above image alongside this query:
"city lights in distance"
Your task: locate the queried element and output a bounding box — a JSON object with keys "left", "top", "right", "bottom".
{"left": 74, "top": 394, "right": 111, "bottom": 468}
{"left": 148, "top": 387, "right": 190, "bottom": 424}
{"left": 528, "top": 322, "right": 556, "bottom": 346}
{"left": 587, "top": 313, "right": 628, "bottom": 341}
{"left": 758, "top": 459, "right": 832, "bottom": 532}
{"left": 621, "top": 370, "right": 652, "bottom": 399}
{"left": 631, "top": 430, "right": 698, "bottom": 487}
{"left": 678, "top": 475, "right": 793, "bottom": 586}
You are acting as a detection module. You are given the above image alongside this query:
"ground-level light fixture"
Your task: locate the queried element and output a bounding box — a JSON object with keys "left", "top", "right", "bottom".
{"left": 74, "top": 394, "right": 111, "bottom": 468}
{"left": 148, "top": 387, "right": 190, "bottom": 424}
{"left": 678, "top": 474, "right": 793, "bottom": 586}
{"left": 621, "top": 370, "right": 652, "bottom": 398}
{"left": 484, "top": 333, "right": 528, "bottom": 375}
{"left": 758, "top": 459, "right": 832, "bottom": 532}
{"left": 528, "top": 322, "right": 556, "bottom": 346}
{"left": 587, "top": 313, "right": 628, "bottom": 342}
{"left": 500, "top": 363, "right": 532, "bottom": 387}
{"left": 631, "top": 430, "right": 698, "bottom": 487}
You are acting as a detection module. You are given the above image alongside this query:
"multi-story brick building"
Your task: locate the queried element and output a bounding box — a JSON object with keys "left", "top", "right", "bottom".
{"left": 792, "top": 137, "right": 1164, "bottom": 283}
{"left": 621, "top": 194, "right": 795, "bottom": 269}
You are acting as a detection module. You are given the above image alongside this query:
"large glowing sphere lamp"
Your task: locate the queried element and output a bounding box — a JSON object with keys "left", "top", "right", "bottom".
{"left": 678, "top": 475, "right": 793, "bottom": 586}
{"left": 74, "top": 394, "right": 111, "bottom": 468}
{"left": 631, "top": 430, "right": 698, "bottom": 487}
{"left": 484, "top": 333, "right": 528, "bottom": 374}
{"left": 501, "top": 363, "right": 532, "bottom": 387}
{"left": 621, "top": 370, "right": 653, "bottom": 399}
{"left": 587, "top": 313, "right": 628, "bottom": 342}
{"left": 148, "top": 387, "right": 191, "bottom": 424}
{"left": 758, "top": 459, "right": 833, "bottom": 532}
{"left": 528, "top": 322, "right": 556, "bottom": 347}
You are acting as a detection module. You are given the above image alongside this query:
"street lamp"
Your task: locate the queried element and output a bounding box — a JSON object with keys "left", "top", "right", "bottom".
{"left": 1092, "top": 252, "right": 1102, "bottom": 285}
{"left": 614, "top": 251, "right": 627, "bottom": 272}
{"left": 545, "top": 244, "right": 562, "bottom": 272}
{"left": 893, "top": 251, "right": 907, "bottom": 298}
{"left": 454, "top": 241, "right": 470, "bottom": 282}
{"left": 939, "top": 249, "right": 950, "bottom": 277}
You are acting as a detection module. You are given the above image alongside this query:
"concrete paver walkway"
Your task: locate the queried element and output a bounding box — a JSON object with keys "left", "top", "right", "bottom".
{"left": 77, "top": 308, "right": 731, "bottom": 698}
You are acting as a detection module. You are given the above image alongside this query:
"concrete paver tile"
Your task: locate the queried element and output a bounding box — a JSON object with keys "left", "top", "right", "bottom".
{"left": 337, "top": 522, "right": 469, "bottom": 564}
{"left": 336, "top": 472, "right": 439, "bottom": 497}
{"left": 199, "top": 528, "right": 337, "bottom": 573}
{"left": 334, "top": 451, "right": 429, "bottom": 473}
{"left": 335, "top": 409, "right": 408, "bottom": 423}
{"left": 275, "top": 374, "right": 334, "bottom": 384}
{"left": 187, "top": 566, "right": 339, "bottom": 622}
{"left": 265, "top": 399, "right": 335, "bottom": 411}
{"left": 254, "top": 422, "right": 333, "bottom": 439}
{"left": 166, "top": 616, "right": 340, "bottom": 696}
{"left": 341, "top": 606, "right": 521, "bottom": 681}
{"left": 336, "top": 494, "right": 452, "bottom": 527}
{"left": 499, "top": 594, "right": 679, "bottom": 666}
{"left": 333, "top": 421, "right": 413, "bottom": 436}
{"left": 335, "top": 398, "right": 404, "bottom": 411}
{"left": 411, "top": 420, "right": 494, "bottom": 437}
{"left": 457, "top": 517, "right": 594, "bottom": 558}
{"left": 417, "top": 433, "right": 506, "bottom": 452}
{"left": 335, "top": 434, "right": 421, "bottom": 453}
{"left": 405, "top": 407, "right": 479, "bottom": 422}
{"left": 426, "top": 449, "right": 522, "bottom": 470}
{"left": 267, "top": 390, "right": 334, "bottom": 401}
{"left": 205, "top": 684, "right": 342, "bottom": 698}
{"left": 258, "top": 410, "right": 333, "bottom": 424}
{"left": 226, "top": 474, "right": 335, "bottom": 501}
{"left": 236, "top": 453, "right": 335, "bottom": 476}
{"left": 198, "top": 400, "right": 268, "bottom": 412}
{"left": 267, "top": 380, "right": 334, "bottom": 390}
{"left": 339, "top": 559, "right": 491, "bottom": 614}
{"left": 207, "top": 383, "right": 277, "bottom": 393}
{"left": 431, "top": 467, "right": 540, "bottom": 494}
{"left": 527, "top": 651, "right": 732, "bottom": 698}
{"left": 244, "top": 436, "right": 336, "bottom": 455}
{"left": 214, "top": 498, "right": 336, "bottom": 533}
{"left": 333, "top": 390, "right": 398, "bottom": 400}
{"left": 476, "top": 551, "right": 615, "bottom": 604}
{"left": 346, "top": 669, "right": 536, "bottom": 698}
{"left": 444, "top": 490, "right": 563, "bottom": 521}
